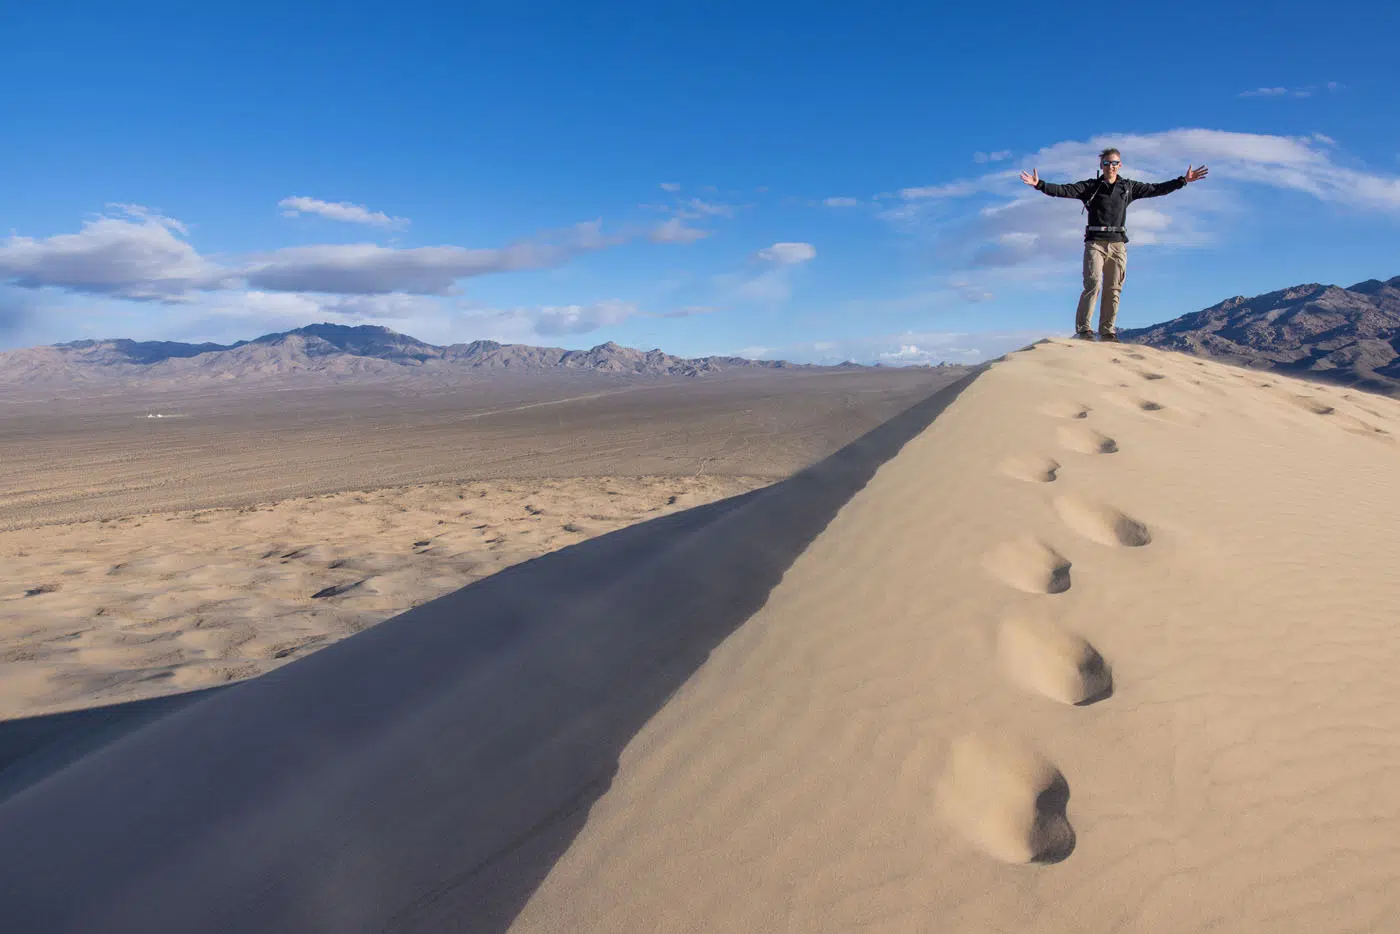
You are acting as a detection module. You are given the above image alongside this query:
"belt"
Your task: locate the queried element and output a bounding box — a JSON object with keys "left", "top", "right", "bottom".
{"left": 1086, "top": 226, "right": 1125, "bottom": 232}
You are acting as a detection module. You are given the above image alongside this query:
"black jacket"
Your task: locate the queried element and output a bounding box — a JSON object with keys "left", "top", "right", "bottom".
{"left": 1036, "top": 175, "right": 1187, "bottom": 242}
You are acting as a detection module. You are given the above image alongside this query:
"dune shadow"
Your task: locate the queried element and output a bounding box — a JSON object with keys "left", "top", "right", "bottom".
{"left": 0, "top": 686, "right": 228, "bottom": 804}
{"left": 0, "top": 369, "right": 981, "bottom": 934}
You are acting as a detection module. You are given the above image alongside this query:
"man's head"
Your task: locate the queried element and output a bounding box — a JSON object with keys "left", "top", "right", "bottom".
{"left": 1099, "top": 148, "right": 1122, "bottom": 182}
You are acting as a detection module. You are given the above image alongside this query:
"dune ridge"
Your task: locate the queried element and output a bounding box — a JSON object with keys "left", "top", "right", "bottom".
{"left": 0, "top": 371, "right": 979, "bottom": 933}
{"left": 509, "top": 338, "right": 1400, "bottom": 933}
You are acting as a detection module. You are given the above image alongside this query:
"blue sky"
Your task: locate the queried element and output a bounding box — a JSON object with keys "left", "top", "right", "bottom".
{"left": 3, "top": 1, "right": 1398, "bottom": 364}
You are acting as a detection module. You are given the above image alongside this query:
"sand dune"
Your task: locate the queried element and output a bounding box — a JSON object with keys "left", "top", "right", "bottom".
{"left": 0, "top": 371, "right": 974, "bottom": 933}
{"left": 508, "top": 339, "right": 1400, "bottom": 932}
{"left": 3, "top": 341, "right": 1400, "bottom": 932}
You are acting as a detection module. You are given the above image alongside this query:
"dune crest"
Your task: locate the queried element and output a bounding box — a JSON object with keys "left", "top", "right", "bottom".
{"left": 509, "top": 339, "right": 1400, "bottom": 933}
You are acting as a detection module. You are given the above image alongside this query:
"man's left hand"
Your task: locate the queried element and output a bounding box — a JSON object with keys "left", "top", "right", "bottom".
{"left": 1185, "top": 164, "right": 1209, "bottom": 183}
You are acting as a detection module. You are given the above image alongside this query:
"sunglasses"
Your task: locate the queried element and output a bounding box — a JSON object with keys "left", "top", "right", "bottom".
{"left": 1101, "top": 160, "right": 1122, "bottom": 167}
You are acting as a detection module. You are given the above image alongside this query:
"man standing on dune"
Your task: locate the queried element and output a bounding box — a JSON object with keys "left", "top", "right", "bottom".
{"left": 1021, "top": 149, "right": 1208, "bottom": 342}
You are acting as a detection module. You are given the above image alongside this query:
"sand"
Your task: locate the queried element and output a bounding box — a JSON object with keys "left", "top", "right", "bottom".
{"left": 4, "top": 343, "right": 1400, "bottom": 932}
{"left": 0, "top": 476, "right": 767, "bottom": 718}
{"left": 508, "top": 339, "right": 1400, "bottom": 932}
{"left": 0, "top": 368, "right": 947, "bottom": 530}
{"left": 0, "top": 365, "right": 949, "bottom": 719}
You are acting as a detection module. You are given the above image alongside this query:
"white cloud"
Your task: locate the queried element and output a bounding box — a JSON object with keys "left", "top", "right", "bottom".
{"left": 465, "top": 299, "right": 711, "bottom": 342}
{"left": 658, "top": 305, "right": 717, "bottom": 318}
{"left": 487, "top": 299, "right": 640, "bottom": 336}
{"left": 886, "top": 129, "right": 1400, "bottom": 275}
{"left": 3, "top": 207, "right": 641, "bottom": 302}
{"left": 755, "top": 242, "right": 816, "bottom": 265}
{"left": 974, "top": 151, "right": 1012, "bottom": 163}
{"left": 649, "top": 189, "right": 743, "bottom": 234}
{"left": 996, "top": 232, "right": 1039, "bottom": 248}
{"left": 190, "top": 290, "right": 447, "bottom": 323}
{"left": 823, "top": 197, "right": 860, "bottom": 207}
{"left": 720, "top": 242, "right": 818, "bottom": 305}
{"left": 567, "top": 218, "right": 612, "bottom": 250}
{"left": 879, "top": 344, "right": 940, "bottom": 364}
{"left": 649, "top": 217, "right": 710, "bottom": 244}
{"left": 904, "top": 129, "right": 1400, "bottom": 210}
{"left": 278, "top": 196, "right": 406, "bottom": 228}
{"left": 244, "top": 243, "right": 563, "bottom": 294}
{"left": 0, "top": 205, "right": 230, "bottom": 301}
{"left": 1089, "top": 129, "right": 1400, "bottom": 210}
{"left": 900, "top": 177, "right": 1003, "bottom": 200}
{"left": 322, "top": 293, "right": 446, "bottom": 320}
{"left": 244, "top": 221, "right": 615, "bottom": 295}
{"left": 682, "top": 197, "right": 735, "bottom": 218}
{"left": 1239, "top": 82, "right": 1343, "bottom": 99}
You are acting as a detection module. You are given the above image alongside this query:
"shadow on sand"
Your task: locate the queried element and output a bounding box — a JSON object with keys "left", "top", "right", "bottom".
{"left": 0, "top": 368, "right": 979, "bottom": 934}
{"left": 0, "top": 685, "right": 228, "bottom": 804}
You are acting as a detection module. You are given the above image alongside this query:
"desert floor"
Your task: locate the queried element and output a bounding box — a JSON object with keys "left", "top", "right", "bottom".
{"left": 0, "top": 367, "right": 956, "bottom": 717}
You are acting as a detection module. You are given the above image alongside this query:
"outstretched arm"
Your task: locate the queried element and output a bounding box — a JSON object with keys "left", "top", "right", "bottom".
{"left": 1020, "top": 168, "right": 1093, "bottom": 199}
{"left": 1131, "top": 164, "right": 1208, "bottom": 199}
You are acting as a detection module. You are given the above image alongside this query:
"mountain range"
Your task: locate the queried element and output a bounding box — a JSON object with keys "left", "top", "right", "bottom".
{"left": 0, "top": 323, "right": 839, "bottom": 389}
{"left": 4, "top": 274, "right": 1399, "bottom": 393}
{"left": 1123, "top": 275, "right": 1400, "bottom": 395}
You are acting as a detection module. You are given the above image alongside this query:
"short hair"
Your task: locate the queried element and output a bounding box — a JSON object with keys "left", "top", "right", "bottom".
{"left": 1099, "top": 147, "right": 1121, "bottom": 161}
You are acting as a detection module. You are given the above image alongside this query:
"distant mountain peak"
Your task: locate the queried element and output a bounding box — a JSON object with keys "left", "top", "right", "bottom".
{"left": 1122, "top": 273, "right": 1400, "bottom": 395}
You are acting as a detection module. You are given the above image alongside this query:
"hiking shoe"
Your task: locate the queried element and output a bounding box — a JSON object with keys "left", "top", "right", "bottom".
{"left": 1074, "top": 330, "right": 1095, "bottom": 341}
{"left": 1099, "top": 332, "right": 1120, "bottom": 343}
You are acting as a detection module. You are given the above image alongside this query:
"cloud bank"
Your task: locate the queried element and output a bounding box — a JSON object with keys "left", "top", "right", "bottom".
{"left": 0, "top": 206, "right": 231, "bottom": 301}
{"left": 888, "top": 128, "right": 1400, "bottom": 273}
{"left": 1, "top": 212, "right": 624, "bottom": 300}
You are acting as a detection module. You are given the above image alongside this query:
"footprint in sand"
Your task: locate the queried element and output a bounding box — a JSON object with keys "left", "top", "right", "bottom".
{"left": 998, "top": 617, "right": 1112, "bottom": 706}
{"left": 1283, "top": 393, "right": 1393, "bottom": 440}
{"left": 998, "top": 455, "right": 1061, "bottom": 483}
{"left": 1290, "top": 395, "right": 1337, "bottom": 416}
{"left": 937, "top": 733, "right": 1075, "bottom": 864}
{"left": 1342, "top": 394, "right": 1389, "bottom": 420}
{"left": 310, "top": 579, "right": 366, "bottom": 599}
{"left": 1102, "top": 392, "right": 1180, "bottom": 420}
{"left": 1040, "top": 401, "right": 1091, "bottom": 420}
{"left": 983, "top": 537, "right": 1072, "bottom": 594}
{"left": 1139, "top": 371, "right": 1167, "bottom": 381}
{"left": 1056, "top": 423, "right": 1118, "bottom": 455}
{"left": 1052, "top": 495, "right": 1151, "bottom": 548}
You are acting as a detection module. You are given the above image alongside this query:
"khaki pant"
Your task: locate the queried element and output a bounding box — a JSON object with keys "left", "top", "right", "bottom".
{"left": 1076, "top": 241, "right": 1127, "bottom": 335}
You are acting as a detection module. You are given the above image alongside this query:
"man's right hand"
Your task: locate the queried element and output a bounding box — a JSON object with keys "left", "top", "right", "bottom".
{"left": 1020, "top": 169, "right": 1040, "bottom": 187}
